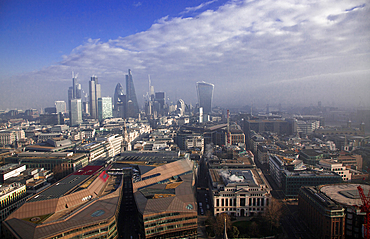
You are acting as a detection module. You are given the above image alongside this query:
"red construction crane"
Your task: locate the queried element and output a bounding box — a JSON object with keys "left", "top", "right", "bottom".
{"left": 358, "top": 185, "right": 370, "bottom": 239}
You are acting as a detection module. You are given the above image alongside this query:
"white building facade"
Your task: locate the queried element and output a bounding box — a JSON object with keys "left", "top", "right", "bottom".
{"left": 210, "top": 169, "right": 271, "bottom": 217}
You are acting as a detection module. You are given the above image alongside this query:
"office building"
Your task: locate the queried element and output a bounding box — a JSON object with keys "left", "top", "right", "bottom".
{"left": 44, "top": 107, "right": 56, "bottom": 114}
{"left": 70, "top": 99, "right": 82, "bottom": 126}
{"left": 113, "top": 83, "right": 124, "bottom": 110}
{"left": 2, "top": 165, "right": 126, "bottom": 239}
{"left": 154, "top": 91, "right": 166, "bottom": 114}
{"left": 196, "top": 81, "right": 214, "bottom": 114}
{"left": 67, "top": 86, "right": 73, "bottom": 112}
{"left": 298, "top": 184, "right": 370, "bottom": 239}
{"left": 54, "top": 101, "right": 66, "bottom": 114}
{"left": 113, "top": 83, "right": 126, "bottom": 118}
{"left": 98, "top": 97, "right": 113, "bottom": 122}
{"left": 39, "top": 113, "right": 64, "bottom": 125}
{"left": 125, "top": 69, "right": 139, "bottom": 118}
{"left": 177, "top": 99, "right": 185, "bottom": 116}
{"left": 298, "top": 186, "right": 345, "bottom": 239}
{"left": 133, "top": 158, "right": 198, "bottom": 238}
{"left": 0, "top": 130, "right": 25, "bottom": 146}
{"left": 89, "top": 75, "right": 101, "bottom": 119}
{"left": 282, "top": 169, "right": 342, "bottom": 197}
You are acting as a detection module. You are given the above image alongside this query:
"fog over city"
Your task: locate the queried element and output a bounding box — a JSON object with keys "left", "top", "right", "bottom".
{"left": 0, "top": 0, "right": 369, "bottom": 110}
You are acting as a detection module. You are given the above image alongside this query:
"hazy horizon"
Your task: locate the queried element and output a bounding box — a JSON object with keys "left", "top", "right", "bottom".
{"left": 1, "top": 0, "right": 369, "bottom": 110}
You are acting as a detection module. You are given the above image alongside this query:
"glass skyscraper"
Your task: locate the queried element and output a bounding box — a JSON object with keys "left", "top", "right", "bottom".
{"left": 196, "top": 81, "right": 214, "bottom": 114}
{"left": 89, "top": 75, "right": 101, "bottom": 119}
{"left": 125, "top": 69, "right": 139, "bottom": 118}
{"left": 98, "top": 97, "right": 113, "bottom": 121}
{"left": 70, "top": 99, "right": 82, "bottom": 126}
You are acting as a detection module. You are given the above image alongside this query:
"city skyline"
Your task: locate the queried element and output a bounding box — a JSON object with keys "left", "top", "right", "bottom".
{"left": 0, "top": 0, "right": 369, "bottom": 110}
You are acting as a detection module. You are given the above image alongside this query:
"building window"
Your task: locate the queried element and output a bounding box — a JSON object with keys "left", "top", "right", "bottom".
{"left": 240, "top": 198, "right": 245, "bottom": 207}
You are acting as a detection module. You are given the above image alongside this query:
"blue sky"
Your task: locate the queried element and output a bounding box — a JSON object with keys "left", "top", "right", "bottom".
{"left": 0, "top": 0, "right": 224, "bottom": 76}
{"left": 0, "top": 0, "right": 369, "bottom": 110}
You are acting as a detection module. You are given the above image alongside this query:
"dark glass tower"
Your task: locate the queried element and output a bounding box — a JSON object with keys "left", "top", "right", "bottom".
{"left": 113, "top": 83, "right": 126, "bottom": 118}
{"left": 113, "top": 83, "right": 124, "bottom": 109}
{"left": 125, "top": 69, "right": 139, "bottom": 118}
{"left": 196, "top": 81, "right": 214, "bottom": 114}
{"left": 89, "top": 75, "right": 101, "bottom": 119}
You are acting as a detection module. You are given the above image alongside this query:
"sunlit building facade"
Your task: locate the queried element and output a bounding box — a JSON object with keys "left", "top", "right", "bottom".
{"left": 98, "top": 97, "right": 113, "bottom": 122}
{"left": 89, "top": 75, "right": 101, "bottom": 119}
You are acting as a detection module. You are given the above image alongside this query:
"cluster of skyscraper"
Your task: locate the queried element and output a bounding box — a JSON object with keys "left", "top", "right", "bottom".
{"left": 68, "top": 73, "right": 83, "bottom": 126}
{"left": 113, "top": 70, "right": 140, "bottom": 119}
{"left": 67, "top": 69, "right": 215, "bottom": 126}
{"left": 68, "top": 70, "right": 141, "bottom": 126}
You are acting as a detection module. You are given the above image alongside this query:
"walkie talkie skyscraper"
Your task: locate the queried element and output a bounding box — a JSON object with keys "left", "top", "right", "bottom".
{"left": 196, "top": 81, "right": 214, "bottom": 114}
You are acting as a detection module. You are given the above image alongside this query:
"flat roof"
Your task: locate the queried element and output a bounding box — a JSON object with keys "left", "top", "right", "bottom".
{"left": 320, "top": 184, "right": 370, "bottom": 207}
{"left": 29, "top": 166, "right": 103, "bottom": 202}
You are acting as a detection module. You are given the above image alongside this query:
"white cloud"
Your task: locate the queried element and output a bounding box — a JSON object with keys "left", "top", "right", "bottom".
{"left": 1, "top": 0, "right": 369, "bottom": 110}
{"left": 181, "top": 0, "right": 218, "bottom": 14}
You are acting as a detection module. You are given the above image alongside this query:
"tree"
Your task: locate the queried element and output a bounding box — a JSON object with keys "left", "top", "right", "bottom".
{"left": 214, "top": 213, "right": 232, "bottom": 237}
{"left": 249, "top": 221, "right": 259, "bottom": 237}
{"left": 263, "top": 198, "right": 283, "bottom": 232}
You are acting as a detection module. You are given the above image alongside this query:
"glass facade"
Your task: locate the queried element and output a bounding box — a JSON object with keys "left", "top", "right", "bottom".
{"left": 98, "top": 97, "right": 113, "bottom": 121}
{"left": 70, "top": 99, "right": 82, "bottom": 126}
{"left": 125, "top": 69, "right": 139, "bottom": 118}
{"left": 196, "top": 81, "right": 214, "bottom": 114}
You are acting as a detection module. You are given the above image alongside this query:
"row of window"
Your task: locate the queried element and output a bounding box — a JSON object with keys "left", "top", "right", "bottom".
{"left": 145, "top": 216, "right": 197, "bottom": 228}
{"left": 216, "top": 197, "right": 267, "bottom": 207}
{"left": 216, "top": 207, "right": 264, "bottom": 212}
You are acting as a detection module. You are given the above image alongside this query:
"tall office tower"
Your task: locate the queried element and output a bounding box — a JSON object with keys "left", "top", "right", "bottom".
{"left": 68, "top": 87, "right": 73, "bottom": 112}
{"left": 116, "top": 94, "right": 126, "bottom": 119}
{"left": 70, "top": 99, "right": 82, "bottom": 126}
{"left": 72, "top": 77, "right": 78, "bottom": 99}
{"left": 155, "top": 92, "right": 166, "bottom": 109}
{"left": 125, "top": 69, "right": 139, "bottom": 118}
{"left": 55, "top": 101, "right": 66, "bottom": 114}
{"left": 177, "top": 99, "right": 185, "bottom": 116}
{"left": 89, "top": 75, "right": 101, "bottom": 119}
{"left": 196, "top": 81, "right": 214, "bottom": 114}
{"left": 98, "top": 97, "right": 113, "bottom": 121}
{"left": 82, "top": 101, "right": 89, "bottom": 115}
{"left": 76, "top": 83, "right": 82, "bottom": 99}
{"left": 113, "top": 83, "right": 125, "bottom": 118}
{"left": 113, "top": 83, "right": 124, "bottom": 110}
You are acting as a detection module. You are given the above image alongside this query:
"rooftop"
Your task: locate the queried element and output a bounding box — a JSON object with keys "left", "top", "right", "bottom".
{"left": 319, "top": 184, "right": 370, "bottom": 207}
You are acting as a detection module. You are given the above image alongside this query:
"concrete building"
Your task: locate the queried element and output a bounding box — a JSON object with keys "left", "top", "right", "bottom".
{"left": 54, "top": 101, "right": 66, "bottom": 114}
{"left": 0, "top": 164, "right": 26, "bottom": 183}
{"left": 318, "top": 159, "right": 351, "bottom": 181}
{"left": 210, "top": 168, "right": 271, "bottom": 217}
{"left": 298, "top": 186, "right": 345, "bottom": 239}
{"left": 299, "top": 184, "right": 370, "bottom": 239}
{"left": 0, "top": 130, "right": 25, "bottom": 146}
{"left": 0, "top": 182, "right": 28, "bottom": 225}
{"left": 6, "top": 152, "right": 89, "bottom": 180}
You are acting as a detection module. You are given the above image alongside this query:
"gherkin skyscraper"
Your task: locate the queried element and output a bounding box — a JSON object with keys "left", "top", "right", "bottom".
{"left": 125, "top": 69, "right": 139, "bottom": 118}
{"left": 113, "top": 83, "right": 126, "bottom": 118}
